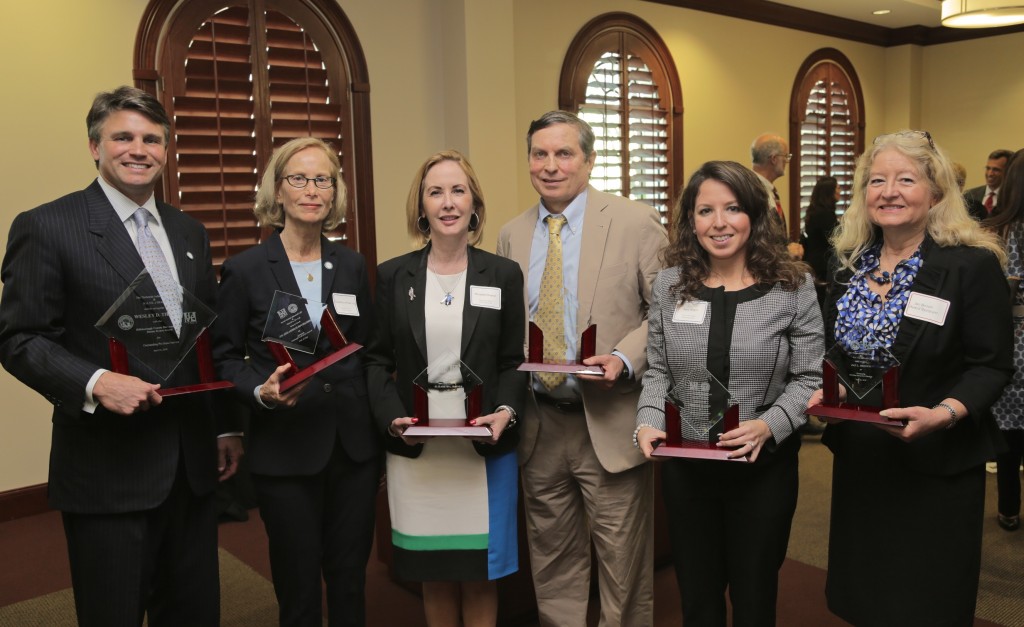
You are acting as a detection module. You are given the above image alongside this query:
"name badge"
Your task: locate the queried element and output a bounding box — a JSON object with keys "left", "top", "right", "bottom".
{"left": 470, "top": 285, "right": 501, "bottom": 310}
{"left": 332, "top": 293, "right": 360, "bottom": 316}
{"left": 672, "top": 300, "right": 708, "bottom": 324}
{"left": 904, "top": 292, "right": 949, "bottom": 326}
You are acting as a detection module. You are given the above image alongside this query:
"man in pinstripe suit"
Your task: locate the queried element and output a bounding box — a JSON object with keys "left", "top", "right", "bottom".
{"left": 0, "top": 86, "right": 241, "bottom": 627}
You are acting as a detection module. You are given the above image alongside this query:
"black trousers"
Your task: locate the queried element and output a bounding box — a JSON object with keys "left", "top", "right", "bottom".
{"left": 996, "top": 428, "right": 1024, "bottom": 517}
{"left": 253, "top": 444, "right": 381, "bottom": 627}
{"left": 62, "top": 464, "right": 219, "bottom": 627}
{"left": 662, "top": 437, "right": 799, "bottom": 627}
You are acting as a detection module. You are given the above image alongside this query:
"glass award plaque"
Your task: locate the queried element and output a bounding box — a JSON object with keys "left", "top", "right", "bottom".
{"left": 95, "top": 269, "right": 233, "bottom": 396}
{"left": 261, "top": 290, "right": 362, "bottom": 392}
{"left": 805, "top": 327, "right": 904, "bottom": 426}
{"left": 651, "top": 369, "right": 749, "bottom": 462}
{"left": 404, "top": 351, "right": 490, "bottom": 437}
{"left": 518, "top": 296, "right": 604, "bottom": 376}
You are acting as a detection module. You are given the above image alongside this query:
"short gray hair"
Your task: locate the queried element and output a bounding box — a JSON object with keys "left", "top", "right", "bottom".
{"left": 527, "top": 110, "right": 595, "bottom": 157}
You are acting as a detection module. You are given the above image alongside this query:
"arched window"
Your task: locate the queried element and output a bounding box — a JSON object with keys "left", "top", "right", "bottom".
{"left": 789, "top": 48, "right": 865, "bottom": 238}
{"left": 559, "top": 13, "right": 683, "bottom": 225}
{"left": 134, "top": 0, "right": 376, "bottom": 269}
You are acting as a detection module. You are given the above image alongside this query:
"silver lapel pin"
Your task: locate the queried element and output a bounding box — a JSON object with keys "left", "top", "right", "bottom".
{"left": 409, "top": 287, "right": 416, "bottom": 301}
{"left": 324, "top": 261, "right": 334, "bottom": 270}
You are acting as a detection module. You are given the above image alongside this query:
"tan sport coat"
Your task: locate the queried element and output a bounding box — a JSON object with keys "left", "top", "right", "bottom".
{"left": 497, "top": 186, "right": 667, "bottom": 473}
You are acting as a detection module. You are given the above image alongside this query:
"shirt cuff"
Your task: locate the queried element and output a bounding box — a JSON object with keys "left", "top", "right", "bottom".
{"left": 254, "top": 385, "right": 276, "bottom": 409}
{"left": 83, "top": 369, "right": 108, "bottom": 414}
{"left": 218, "top": 432, "right": 244, "bottom": 438}
{"left": 612, "top": 350, "right": 633, "bottom": 379}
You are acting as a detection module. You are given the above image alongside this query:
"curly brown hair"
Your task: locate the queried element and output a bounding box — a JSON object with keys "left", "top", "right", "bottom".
{"left": 665, "top": 160, "right": 808, "bottom": 300}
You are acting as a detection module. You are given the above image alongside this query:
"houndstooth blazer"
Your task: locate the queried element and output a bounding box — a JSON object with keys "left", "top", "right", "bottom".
{"left": 637, "top": 266, "right": 824, "bottom": 448}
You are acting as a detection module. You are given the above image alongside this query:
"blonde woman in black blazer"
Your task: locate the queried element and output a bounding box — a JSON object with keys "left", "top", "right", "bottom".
{"left": 212, "top": 138, "right": 381, "bottom": 627}
{"left": 808, "top": 131, "right": 1011, "bottom": 627}
{"left": 636, "top": 161, "right": 824, "bottom": 626}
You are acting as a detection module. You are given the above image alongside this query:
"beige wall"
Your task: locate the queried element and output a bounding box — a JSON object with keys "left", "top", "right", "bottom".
{"left": 0, "top": 0, "right": 1021, "bottom": 493}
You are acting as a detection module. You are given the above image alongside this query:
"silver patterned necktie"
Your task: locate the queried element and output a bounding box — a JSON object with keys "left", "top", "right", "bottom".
{"left": 131, "top": 208, "right": 182, "bottom": 336}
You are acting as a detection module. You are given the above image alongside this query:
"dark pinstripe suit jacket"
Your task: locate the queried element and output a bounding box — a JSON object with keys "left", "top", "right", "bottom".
{"left": 0, "top": 180, "right": 225, "bottom": 513}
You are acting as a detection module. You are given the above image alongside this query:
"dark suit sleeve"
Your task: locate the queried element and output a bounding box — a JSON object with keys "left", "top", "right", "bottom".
{"left": 211, "top": 256, "right": 270, "bottom": 408}
{"left": 0, "top": 210, "right": 98, "bottom": 408}
{"left": 363, "top": 262, "right": 413, "bottom": 438}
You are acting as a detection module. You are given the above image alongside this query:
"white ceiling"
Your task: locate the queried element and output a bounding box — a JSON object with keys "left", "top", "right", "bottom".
{"left": 770, "top": 0, "right": 943, "bottom": 28}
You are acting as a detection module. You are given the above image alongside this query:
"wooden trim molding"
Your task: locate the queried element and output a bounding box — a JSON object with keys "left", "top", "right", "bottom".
{"left": 0, "top": 484, "right": 50, "bottom": 522}
{"left": 642, "top": 0, "right": 1024, "bottom": 46}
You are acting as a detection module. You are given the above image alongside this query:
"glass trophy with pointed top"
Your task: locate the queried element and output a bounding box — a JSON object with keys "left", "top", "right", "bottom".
{"left": 517, "top": 289, "right": 604, "bottom": 376}
{"left": 261, "top": 290, "right": 362, "bottom": 392}
{"left": 95, "top": 269, "right": 233, "bottom": 396}
{"left": 651, "top": 368, "right": 749, "bottom": 462}
{"left": 404, "top": 351, "right": 490, "bottom": 437}
{"left": 805, "top": 326, "right": 904, "bottom": 426}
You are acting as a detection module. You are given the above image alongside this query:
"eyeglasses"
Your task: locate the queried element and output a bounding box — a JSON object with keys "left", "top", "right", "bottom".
{"left": 873, "top": 130, "right": 935, "bottom": 151}
{"left": 774, "top": 153, "right": 792, "bottom": 163}
{"left": 280, "top": 174, "right": 336, "bottom": 189}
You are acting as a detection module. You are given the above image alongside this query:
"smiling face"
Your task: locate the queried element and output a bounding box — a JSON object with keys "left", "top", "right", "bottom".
{"left": 88, "top": 110, "right": 167, "bottom": 205}
{"left": 693, "top": 179, "right": 751, "bottom": 267}
{"left": 985, "top": 156, "right": 1008, "bottom": 189}
{"left": 276, "top": 147, "right": 335, "bottom": 229}
{"left": 528, "top": 123, "right": 594, "bottom": 214}
{"left": 421, "top": 159, "right": 474, "bottom": 244}
{"left": 866, "top": 148, "right": 935, "bottom": 235}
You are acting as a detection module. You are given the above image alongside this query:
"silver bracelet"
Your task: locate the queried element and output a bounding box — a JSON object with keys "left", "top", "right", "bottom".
{"left": 633, "top": 424, "right": 656, "bottom": 449}
{"left": 934, "top": 402, "right": 959, "bottom": 429}
{"left": 495, "top": 404, "right": 517, "bottom": 428}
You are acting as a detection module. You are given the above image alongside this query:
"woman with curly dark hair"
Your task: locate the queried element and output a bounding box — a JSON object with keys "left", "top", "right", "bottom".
{"left": 802, "top": 176, "right": 840, "bottom": 283}
{"left": 635, "top": 160, "right": 823, "bottom": 626}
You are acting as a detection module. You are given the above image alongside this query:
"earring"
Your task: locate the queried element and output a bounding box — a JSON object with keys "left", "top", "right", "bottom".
{"left": 417, "top": 215, "right": 430, "bottom": 235}
{"left": 468, "top": 212, "right": 481, "bottom": 232}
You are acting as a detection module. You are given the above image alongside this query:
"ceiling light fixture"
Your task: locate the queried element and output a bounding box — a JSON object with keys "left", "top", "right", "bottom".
{"left": 941, "top": 0, "right": 1024, "bottom": 28}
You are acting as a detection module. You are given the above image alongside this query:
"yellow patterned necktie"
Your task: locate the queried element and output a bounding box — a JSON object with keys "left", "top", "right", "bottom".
{"left": 537, "top": 215, "right": 568, "bottom": 390}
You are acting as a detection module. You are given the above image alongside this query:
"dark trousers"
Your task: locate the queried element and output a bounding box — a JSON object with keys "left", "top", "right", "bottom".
{"left": 62, "top": 465, "right": 219, "bottom": 627}
{"left": 997, "top": 429, "right": 1024, "bottom": 517}
{"left": 253, "top": 444, "right": 380, "bottom": 627}
{"left": 662, "top": 438, "right": 799, "bottom": 627}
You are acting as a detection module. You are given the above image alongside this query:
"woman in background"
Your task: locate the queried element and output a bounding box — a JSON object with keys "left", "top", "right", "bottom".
{"left": 801, "top": 175, "right": 839, "bottom": 286}
{"left": 364, "top": 150, "right": 525, "bottom": 627}
{"left": 985, "top": 148, "right": 1024, "bottom": 532}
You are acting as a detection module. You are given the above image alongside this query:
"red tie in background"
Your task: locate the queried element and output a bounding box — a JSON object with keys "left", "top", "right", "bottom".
{"left": 984, "top": 191, "right": 995, "bottom": 214}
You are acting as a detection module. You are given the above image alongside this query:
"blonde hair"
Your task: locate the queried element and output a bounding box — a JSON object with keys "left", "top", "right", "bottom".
{"left": 405, "top": 150, "right": 486, "bottom": 246}
{"left": 831, "top": 131, "right": 1005, "bottom": 272}
{"left": 253, "top": 138, "right": 347, "bottom": 232}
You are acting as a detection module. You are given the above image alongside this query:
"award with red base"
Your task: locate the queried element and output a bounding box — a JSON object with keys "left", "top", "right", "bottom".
{"left": 95, "top": 269, "right": 233, "bottom": 397}
{"left": 651, "top": 370, "right": 749, "bottom": 462}
{"left": 404, "top": 352, "right": 490, "bottom": 437}
{"left": 262, "top": 291, "right": 362, "bottom": 392}
{"left": 805, "top": 328, "right": 904, "bottom": 427}
{"left": 517, "top": 322, "right": 605, "bottom": 376}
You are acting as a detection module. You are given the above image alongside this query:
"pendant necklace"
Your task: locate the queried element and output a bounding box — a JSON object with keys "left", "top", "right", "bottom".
{"left": 428, "top": 263, "right": 465, "bottom": 306}
{"left": 306, "top": 272, "right": 314, "bottom": 282}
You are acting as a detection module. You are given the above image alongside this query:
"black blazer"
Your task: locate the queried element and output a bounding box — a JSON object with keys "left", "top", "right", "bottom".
{"left": 822, "top": 238, "right": 1013, "bottom": 475}
{"left": 0, "top": 181, "right": 227, "bottom": 513}
{"left": 364, "top": 245, "right": 526, "bottom": 458}
{"left": 212, "top": 230, "right": 380, "bottom": 476}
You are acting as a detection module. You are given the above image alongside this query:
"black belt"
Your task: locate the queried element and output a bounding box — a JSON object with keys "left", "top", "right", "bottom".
{"left": 535, "top": 395, "right": 584, "bottom": 413}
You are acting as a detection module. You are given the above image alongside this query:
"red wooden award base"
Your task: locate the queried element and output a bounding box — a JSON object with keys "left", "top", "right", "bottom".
{"left": 108, "top": 329, "right": 234, "bottom": 397}
{"left": 805, "top": 360, "right": 905, "bottom": 427}
{"left": 404, "top": 385, "right": 490, "bottom": 437}
{"left": 266, "top": 309, "right": 362, "bottom": 392}
{"left": 517, "top": 323, "right": 605, "bottom": 375}
{"left": 651, "top": 401, "right": 749, "bottom": 462}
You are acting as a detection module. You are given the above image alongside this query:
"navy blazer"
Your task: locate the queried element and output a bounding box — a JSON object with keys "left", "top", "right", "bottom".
{"left": 0, "top": 181, "right": 226, "bottom": 513}
{"left": 822, "top": 238, "right": 1013, "bottom": 475}
{"left": 364, "top": 244, "right": 526, "bottom": 458}
{"left": 212, "top": 230, "right": 380, "bottom": 476}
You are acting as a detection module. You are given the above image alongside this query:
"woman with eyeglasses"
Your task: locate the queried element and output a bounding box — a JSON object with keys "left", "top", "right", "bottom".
{"left": 212, "top": 137, "right": 381, "bottom": 626}
{"left": 806, "top": 131, "right": 1012, "bottom": 626}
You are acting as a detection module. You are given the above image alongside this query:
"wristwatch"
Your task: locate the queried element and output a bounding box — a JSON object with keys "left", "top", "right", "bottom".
{"left": 496, "top": 404, "right": 518, "bottom": 428}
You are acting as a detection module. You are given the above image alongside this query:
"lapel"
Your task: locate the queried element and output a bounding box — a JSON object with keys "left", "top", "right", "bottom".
{"left": 265, "top": 230, "right": 305, "bottom": 298}
{"left": 87, "top": 182, "right": 146, "bottom": 286}
{"left": 891, "top": 238, "right": 947, "bottom": 363}
{"left": 577, "top": 187, "right": 610, "bottom": 330}
{"left": 401, "top": 246, "right": 430, "bottom": 364}
{"left": 461, "top": 247, "right": 486, "bottom": 356}
{"left": 320, "top": 237, "right": 338, "bottom": 305}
